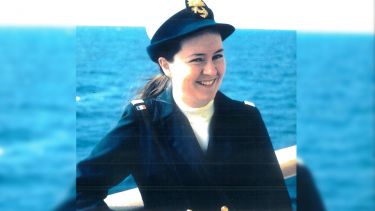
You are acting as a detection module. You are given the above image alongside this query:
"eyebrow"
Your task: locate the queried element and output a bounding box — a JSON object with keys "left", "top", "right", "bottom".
{"left": 187, "top": 48, "right": 224, "bottom": 58}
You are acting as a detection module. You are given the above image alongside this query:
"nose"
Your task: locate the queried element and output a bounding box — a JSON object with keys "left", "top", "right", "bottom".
{"left": 203, "top": 60, "right": 217, "bottom": 76}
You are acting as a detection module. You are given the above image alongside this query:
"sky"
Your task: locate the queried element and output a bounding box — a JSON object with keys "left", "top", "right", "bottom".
{"left": 0, "top": 0, "right": 373, "bottom": 33}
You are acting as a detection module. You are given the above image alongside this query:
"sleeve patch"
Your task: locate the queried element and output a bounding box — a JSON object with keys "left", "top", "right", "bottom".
{"left": 131, "top": 99, "right": 144, "bottom": 105}
{"left": 131, "top": 99, "right": 147, "bottom": 110}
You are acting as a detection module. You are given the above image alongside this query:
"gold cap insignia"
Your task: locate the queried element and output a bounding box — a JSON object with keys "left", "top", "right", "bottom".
{"left": 187, "top": 0, "right": 208, "bottom": 18}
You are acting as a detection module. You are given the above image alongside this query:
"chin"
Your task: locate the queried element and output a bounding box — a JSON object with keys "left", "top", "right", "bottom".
{"left": 199, "top": 93, "right": 216, "bottom": 104}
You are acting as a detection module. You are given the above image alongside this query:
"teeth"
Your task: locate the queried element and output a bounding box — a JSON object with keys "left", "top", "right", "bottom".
{"left": 199, "top": 79, "right": 215, "bottom": 86}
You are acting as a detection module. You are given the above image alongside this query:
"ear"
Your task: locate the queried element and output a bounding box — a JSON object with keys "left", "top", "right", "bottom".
{"left": 158, "top": 57, "right": 172, "bottom": 77}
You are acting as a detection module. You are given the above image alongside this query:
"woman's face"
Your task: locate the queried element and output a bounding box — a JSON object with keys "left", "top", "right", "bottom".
{"left": 160, "top": 32, "right": 226, "bottom": 108}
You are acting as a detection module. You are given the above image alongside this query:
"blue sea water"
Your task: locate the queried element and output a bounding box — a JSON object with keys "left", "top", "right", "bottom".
{"left": 0, "top": 27, "right": 373, "bottom": 211}
{"left": 0, "top": 28, "right": 76, "bottom": 210}
{"left": 297, "top": 32, "right": 374, "bottom": 211}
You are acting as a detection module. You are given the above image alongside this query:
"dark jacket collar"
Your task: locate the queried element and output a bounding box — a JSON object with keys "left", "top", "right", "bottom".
{"left": 153, "top": 85, "right": 232, "bottom": 121}
{"left": 151, "top": 86, "right": 236, "bottom": 163}
{"left": 152, "top": 85, "right": 175, "bottom": 121}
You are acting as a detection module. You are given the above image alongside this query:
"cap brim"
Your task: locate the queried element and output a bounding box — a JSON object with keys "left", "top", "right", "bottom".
{"left": 147, "top": 21, "right": 235, "bottom": 62}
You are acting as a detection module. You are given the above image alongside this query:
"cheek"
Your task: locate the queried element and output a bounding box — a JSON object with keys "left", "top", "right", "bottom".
{"left": 170, "top": 69, "right": 193, "bottom": 90}
{"left": 172, "top": 66, "right": 198, "bottom": 82}
{"left": 216, "top": 61, "right": 226, "bottom": 76}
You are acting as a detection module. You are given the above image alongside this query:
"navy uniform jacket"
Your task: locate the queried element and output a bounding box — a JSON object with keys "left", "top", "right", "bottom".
{"left": 77, "top": 88, "right": 292, "bottom": 211}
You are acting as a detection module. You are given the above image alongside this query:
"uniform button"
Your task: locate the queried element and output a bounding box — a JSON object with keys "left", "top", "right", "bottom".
{"left": 221, "top": 205, "right": 229, "bottom": 211}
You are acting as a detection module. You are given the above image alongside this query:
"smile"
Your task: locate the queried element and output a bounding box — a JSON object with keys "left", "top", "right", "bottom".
{"left": 196, "top": 79, "right": 216, "bottom": 87}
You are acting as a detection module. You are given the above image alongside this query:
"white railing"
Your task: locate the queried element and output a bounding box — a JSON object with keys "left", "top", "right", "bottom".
{"left": 275, "top": 145, "right": 297, "bottom": 179}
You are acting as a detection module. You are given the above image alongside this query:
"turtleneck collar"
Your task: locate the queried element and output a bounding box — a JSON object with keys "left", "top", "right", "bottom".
{"left": 174, "top": 96, "right": 214, "bottom": 115}
{"left": 173, "top": 89, "right": 214, "bottom": 152}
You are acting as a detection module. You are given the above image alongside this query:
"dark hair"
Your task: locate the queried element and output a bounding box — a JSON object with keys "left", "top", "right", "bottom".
{"left": 137, "top": 40, "right": 181, "bottom": 99}
{"left": 137, "top": 28, "right": 221, "bottom": 99}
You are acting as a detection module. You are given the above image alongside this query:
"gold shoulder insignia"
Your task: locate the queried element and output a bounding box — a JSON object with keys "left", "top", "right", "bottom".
{"left": 187, "top": 0, "right": 208, "bottom": 18}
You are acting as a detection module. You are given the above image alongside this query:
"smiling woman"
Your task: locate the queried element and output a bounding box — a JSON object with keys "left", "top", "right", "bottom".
{"left": 159, "top": 30, "right": 225, "bottom": 108}
{"left": 75, "top": 0, "right": 292, "bottom": 210}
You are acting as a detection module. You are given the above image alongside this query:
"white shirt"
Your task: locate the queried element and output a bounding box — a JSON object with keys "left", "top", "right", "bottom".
{"left": 174, "top": 97, "right": 214, "bottom": 153}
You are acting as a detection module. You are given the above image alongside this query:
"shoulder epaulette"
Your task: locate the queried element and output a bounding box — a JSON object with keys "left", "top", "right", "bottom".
{"left": 244, "top": 100, "right": 255, "bottom": 107}
{"left": 131, "top": 99, "right": 147, "bottom": 110}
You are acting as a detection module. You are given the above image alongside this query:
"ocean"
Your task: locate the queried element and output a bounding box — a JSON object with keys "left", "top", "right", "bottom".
{"left": 0, "top": 27, "right": 373, "bottom": 211}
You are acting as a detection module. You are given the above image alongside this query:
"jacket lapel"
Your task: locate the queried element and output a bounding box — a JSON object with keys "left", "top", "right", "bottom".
{"left": 153, "top": 87, "right": 205, "bottom": 164}
{"left": 152, "top": 88, "right": 235, "bottom": 164}
{"left": 170, "top": 108, "right": 205, "bottom": 164}
{"left": 206, "top": 92, "right": 234, "bottom": 162}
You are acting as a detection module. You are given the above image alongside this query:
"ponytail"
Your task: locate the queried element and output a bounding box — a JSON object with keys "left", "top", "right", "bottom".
{"left": 137, "top": 73, "right": 170, "bottom": 99}
{"left": 136, "top": 36, "right": 183, "bottom": 99}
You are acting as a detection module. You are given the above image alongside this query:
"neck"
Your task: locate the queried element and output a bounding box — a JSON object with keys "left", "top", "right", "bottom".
{"left": 172, "top": 90, "right": 212, "bottom": 109}
{"left": 173, "top": 96, "right": 213, "bottom": 112}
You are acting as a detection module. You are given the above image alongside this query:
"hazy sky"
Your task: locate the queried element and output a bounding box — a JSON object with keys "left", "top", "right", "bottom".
{"left": 0, "top": 0, "right": 373, "bottom": 32}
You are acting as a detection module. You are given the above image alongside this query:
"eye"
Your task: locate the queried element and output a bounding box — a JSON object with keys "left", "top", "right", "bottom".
{"left": 213, "top": 54, "right": 224, "bottom": 60}
{"left": 189, "top": 57, "right": 205, "bottom": 63}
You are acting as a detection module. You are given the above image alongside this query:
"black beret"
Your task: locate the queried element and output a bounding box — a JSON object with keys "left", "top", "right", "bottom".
{"left": 147, "top": 0, "right": 235, "bottom": 62}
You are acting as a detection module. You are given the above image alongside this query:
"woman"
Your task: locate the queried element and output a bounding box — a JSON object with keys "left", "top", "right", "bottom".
{"left": 77, "top": 0, "right": 292, "bottom": 210}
